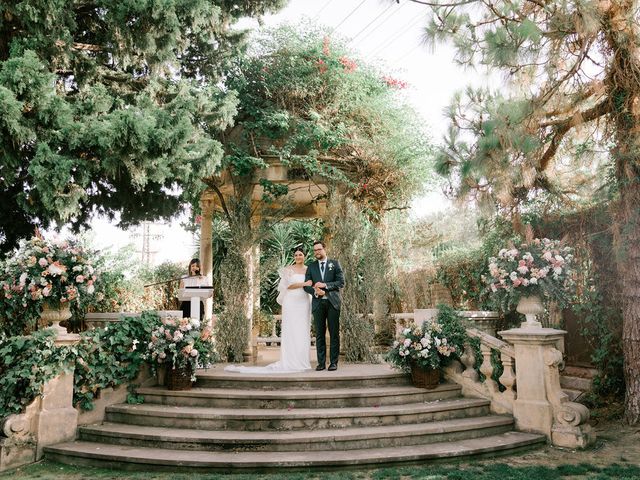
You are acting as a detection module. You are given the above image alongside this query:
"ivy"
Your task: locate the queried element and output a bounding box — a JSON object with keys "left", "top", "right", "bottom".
{"left": 72, "top": 312, "right": 161, "bottom": 410}
{"left": 0, "top": 312, "right": 163, "bottom": 416}
{"left": 0, "top": 329, "right": 71, "bottom": 416}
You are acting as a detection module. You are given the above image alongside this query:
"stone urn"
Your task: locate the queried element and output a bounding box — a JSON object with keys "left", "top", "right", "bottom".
{"left": 40, "top": 302, "right": 79, "bottom": 344}
{"left": 516, "top": 294, "right": 544, "bottom": 329}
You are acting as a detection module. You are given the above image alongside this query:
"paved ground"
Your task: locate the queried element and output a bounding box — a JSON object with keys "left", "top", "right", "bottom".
{"left": 211, "top": 346, "right": 395, "bottom": 378}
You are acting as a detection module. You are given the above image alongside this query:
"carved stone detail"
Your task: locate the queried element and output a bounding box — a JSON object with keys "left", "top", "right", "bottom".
{"left": 460, "top": 342, "right": 478, "bottom": 382}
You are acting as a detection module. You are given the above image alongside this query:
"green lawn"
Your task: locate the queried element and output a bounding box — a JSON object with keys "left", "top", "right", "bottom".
{"left": 2, "top": 461, "right": 639, "bottom": 480}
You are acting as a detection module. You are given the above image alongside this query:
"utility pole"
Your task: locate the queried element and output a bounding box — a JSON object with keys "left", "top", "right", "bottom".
{"left": 131, "top": 221, "right": 164, "bottom": 267}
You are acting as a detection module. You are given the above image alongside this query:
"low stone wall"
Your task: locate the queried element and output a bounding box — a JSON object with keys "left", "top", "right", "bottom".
{"left": 76, "top": 364, "right": 155, "bottom": 426}
{"left": 84, "top": 310, "right": 183, "bottom": 330}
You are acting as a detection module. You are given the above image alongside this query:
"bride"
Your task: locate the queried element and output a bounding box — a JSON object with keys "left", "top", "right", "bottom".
{"left": 224, "top": 247, "right": 312, "bottom": 373}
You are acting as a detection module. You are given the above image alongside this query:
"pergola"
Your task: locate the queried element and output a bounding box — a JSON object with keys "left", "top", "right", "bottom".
{"left": 197, "top": 156, "right": 335, "bottom": 355}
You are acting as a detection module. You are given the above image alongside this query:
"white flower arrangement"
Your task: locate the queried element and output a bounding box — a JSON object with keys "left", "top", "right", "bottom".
{"left": 386, "top": 313, "right": 466, "bottom": 372}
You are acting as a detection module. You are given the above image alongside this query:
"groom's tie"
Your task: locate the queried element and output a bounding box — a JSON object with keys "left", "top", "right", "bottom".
{"left": 320, "top": 261, "right": 325, "bottom": 280}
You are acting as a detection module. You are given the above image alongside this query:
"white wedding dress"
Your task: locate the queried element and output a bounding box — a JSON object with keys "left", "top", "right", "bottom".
{"left": 224, "top": 269, "right": 312, "bottom": 374}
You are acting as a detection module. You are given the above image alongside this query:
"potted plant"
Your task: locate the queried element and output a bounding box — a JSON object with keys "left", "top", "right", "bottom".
{"left": 485, "top": 238, "right": 575, "bottom": 327}
{"left": 385, "top": 306, "right": 467, "bottom": 388}
{"left": 0, "top": 233, "right": 99, "bottom": 335}
{"left": 146, "top": 316, "right": 216, "bottom": 390}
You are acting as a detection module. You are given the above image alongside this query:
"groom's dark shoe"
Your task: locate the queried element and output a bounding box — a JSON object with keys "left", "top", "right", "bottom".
{"left": 328, "top": 363, "right": 338, "bottom": 371}
{"left": 315, "top": 364, "right": 326, "bottom": 371}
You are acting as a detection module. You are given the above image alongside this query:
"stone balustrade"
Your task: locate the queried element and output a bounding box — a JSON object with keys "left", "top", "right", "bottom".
{"left": 392, "top": 309, "right": 595, "bottom": 449}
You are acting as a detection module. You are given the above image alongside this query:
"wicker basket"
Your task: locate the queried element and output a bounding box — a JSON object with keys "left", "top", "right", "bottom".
{"left": 410, "top": 365, "right": 440, "bottom": 389}
{"left": 166, "top": 365, "right": 193, "bottom": 391}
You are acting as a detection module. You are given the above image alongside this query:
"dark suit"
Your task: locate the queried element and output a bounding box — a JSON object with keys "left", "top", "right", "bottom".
{"left": 304, "top": 258, "right": 345, "bottom": 366}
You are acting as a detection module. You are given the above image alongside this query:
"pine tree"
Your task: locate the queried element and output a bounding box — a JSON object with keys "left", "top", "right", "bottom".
{"left": 0, "top": 0, "right": 286, "bottom": 252}
{"left": 415, "top": 0, "right": 640, "bottom": 423}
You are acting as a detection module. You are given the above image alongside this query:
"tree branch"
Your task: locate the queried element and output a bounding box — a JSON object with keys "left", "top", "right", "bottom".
{"left": 538, "top": 99, "right": 610, "bottom": 170}
{"left": 202, "top": 179, "right": 231, "bottom": 222}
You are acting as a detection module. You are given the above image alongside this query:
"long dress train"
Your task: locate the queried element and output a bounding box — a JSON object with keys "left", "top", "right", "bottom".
{"left": 224, "top": 269, "right": 312, "bottom": 374}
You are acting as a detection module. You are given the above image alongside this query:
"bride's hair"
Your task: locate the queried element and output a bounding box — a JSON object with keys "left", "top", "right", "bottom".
{"left": 292, "top": 244, "right": 305, "bottom": 255}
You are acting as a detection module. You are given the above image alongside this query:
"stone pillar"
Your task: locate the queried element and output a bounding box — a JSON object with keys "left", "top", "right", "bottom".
{"left": 499, "top": 327, "right": 565, "bottom": 438}
{"left": 35, "top": 328, "right": 80, "bottom": 459}
{"left": 245, "top": 241, "right": 260, "bottom": 362}
{"left": 199, "top": 191, "right": 216, "bottom": 325}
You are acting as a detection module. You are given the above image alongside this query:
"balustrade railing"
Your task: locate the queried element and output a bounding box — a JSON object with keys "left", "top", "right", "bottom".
{"left": 389, "top": 310, "right": 594, "bottom": 448}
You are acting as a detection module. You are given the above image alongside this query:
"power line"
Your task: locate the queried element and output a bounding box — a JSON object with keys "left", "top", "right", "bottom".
{"left": 369, "top": 13, "right": 426, "bottom": 57}
{"left": 313, "top": 0, "right": 335, "bottom": 20}
{"left": 351, "top": 2, "right": 397, "bottom": 43}
{"left": 391, "top": 43, "right": 423, "bottom": 65}
{"left": 332, "top": 0, "right": 367, "bottom": 31}
{"left": 353, "top": 0, "right": 409, "bottom": 46}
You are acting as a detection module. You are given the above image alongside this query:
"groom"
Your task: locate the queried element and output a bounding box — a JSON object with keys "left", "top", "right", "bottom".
{"left": 304, "top": 241, "right": 345, "bottom": 371}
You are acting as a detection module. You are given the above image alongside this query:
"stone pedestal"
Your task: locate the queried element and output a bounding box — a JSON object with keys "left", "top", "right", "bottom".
{"left": 499, "top": 327, "right": 565, "bottom": 437}
{"left": 500, "top": 326, "right": 594, "bottom": 448}
{"left": 34, "top": 372, "right": 78, "bottom": 459}
{"left": 458, "top": 311, "right": 499, "bottom": 336}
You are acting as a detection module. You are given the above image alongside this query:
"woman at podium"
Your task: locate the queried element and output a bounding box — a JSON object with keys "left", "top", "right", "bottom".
{"left": 179, "top": 258, "right": 206, "bottom": 319}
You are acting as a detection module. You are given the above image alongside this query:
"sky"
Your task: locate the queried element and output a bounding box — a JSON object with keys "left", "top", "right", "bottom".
{"left": 89, "top": 0, "right": 490, "bottom": 266}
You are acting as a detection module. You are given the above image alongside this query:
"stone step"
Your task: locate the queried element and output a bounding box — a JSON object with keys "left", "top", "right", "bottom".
{"left": 194, "top": 368, "right": 412, "bottom": 390}
{"left": 45, "top": 432, "right": 546, "bottom": 470}
{"left": 79, "top": 415, "right": 513, "bottom": 452}
{"left": 136, "top": 383, "right": 462, "bottom": 409}
{"left": 562, "top": 365, "right": 598, "bottom": 379}
{"left": 105, "top": 397, "right": 492, "bottom": 431}
{"left": 563, "top": 388, "right": 585, "bottom": 402}
{"left": 560, "top": 375, "right": 593, "bottom": 392}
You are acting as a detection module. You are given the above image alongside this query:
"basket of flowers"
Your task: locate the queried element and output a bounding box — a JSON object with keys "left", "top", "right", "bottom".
{"left": 147, "top": 316, "right": 216, "bottom": 390}
{"left": 385, "top": 306, "right": 467, "bottom": 388}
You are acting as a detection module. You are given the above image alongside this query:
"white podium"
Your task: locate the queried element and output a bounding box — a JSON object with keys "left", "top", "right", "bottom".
{"left": 178, "top": 288, "right": 213, "bottom": 320}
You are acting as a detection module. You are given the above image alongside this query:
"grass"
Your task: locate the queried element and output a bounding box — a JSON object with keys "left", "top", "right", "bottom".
{"left": 2, "top": 461, "right": 640, "bottom": 480}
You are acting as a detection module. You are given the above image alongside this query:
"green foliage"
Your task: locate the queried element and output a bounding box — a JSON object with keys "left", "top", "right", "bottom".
{"left": 435, "top": 216, "right": 516, "bottom": 310}
{"left": 0, "top": 328, "right": 71, "bottom": 416}
{"left": 73, "top": 312, "right": 161, "bottom": 411}
{"left": 213, "top": 200, "right": 252, "bottom": 362}
{"left": 0, "top": 0, "right": 286, "bottom": 253}
{"left": 259, "top": 220, "right": 324, "bottom": 313}
{"left": 329, "top": 197, "right": 381, "bottom": 362}
{"left": 221, "top": 24, "right": 433, "bottom": 215}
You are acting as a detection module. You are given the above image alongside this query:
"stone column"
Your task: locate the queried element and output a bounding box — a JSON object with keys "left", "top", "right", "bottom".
{"left": 199, "top": 191, "right": 216, "bottom": 325}
{"left": 499, "top": 327, "right": 565, "bottom": 438}
{"left": 34, "top": 328, "right": 81, "bottom": 459}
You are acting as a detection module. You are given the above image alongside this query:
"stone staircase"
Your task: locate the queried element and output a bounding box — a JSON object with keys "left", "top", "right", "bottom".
{"left": 45, "top": 365, "right": 545, "bottom": 471}
{"left": 561, "top": 365, "right": 598, "bottom": 402}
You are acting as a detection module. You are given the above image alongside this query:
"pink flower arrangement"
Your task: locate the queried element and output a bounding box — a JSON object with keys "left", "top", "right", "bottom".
{"left": 485, "top": 238, "right": 575, "bottom": 307}
{"left": 0, "top": 235, "right": 99, "bottom": 314}
{"left": 146, "top": 316, "right": 216, "bottom": 376}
